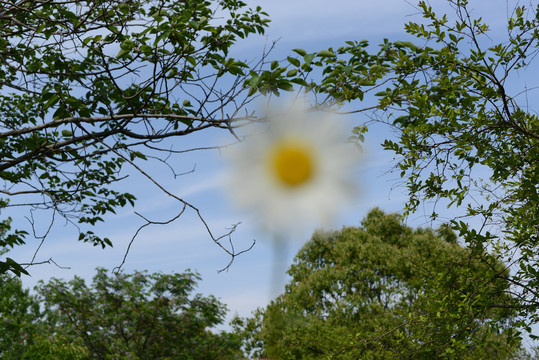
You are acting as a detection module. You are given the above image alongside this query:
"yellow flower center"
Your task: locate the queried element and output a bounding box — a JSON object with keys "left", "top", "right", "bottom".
{"left": 270, "top": 142, "right": 315, "bottom": 187}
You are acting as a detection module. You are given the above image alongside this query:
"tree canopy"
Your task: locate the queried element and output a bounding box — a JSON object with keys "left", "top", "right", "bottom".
{"left": 0, "top": 0, "right": 272, "bottom": 275}
{"left": 0, "top": 272, "right": 42, "bottom": 358}
{"left": 238, "top": 209, "right": 522, "bottom": 359}
{"left": 0, "top": 268, "right": 242, "bottom": 359}
{"left": 372, "top": 0, "right": 539, "bottom": 334}
{"left": 37, "top": 268, "right": 243, "bottom": 359}
{"left": 0, "top": 271, "right": 89, "bottom": 359}
{"left": 278, "top": 0, "right": 539, "bottom": 337}
{"left": 378, "top": 3, "right": 539, "bottom": 330}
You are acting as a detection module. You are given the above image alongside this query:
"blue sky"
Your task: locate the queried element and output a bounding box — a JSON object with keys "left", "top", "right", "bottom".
{"left": 9, "top": 0, "right": 517, "bottom": 327}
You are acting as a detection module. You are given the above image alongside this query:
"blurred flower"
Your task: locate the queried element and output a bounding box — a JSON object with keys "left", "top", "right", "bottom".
{"left": 225, "top": 104, "right": 358, "bottom": 236}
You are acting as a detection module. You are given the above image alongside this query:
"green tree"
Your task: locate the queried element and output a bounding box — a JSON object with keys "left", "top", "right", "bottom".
{"left": 0, "top": 259, "right": 89, "bottom": 360}
{"left": 36, "top": 268, "right": 243, "bottom": 359}
{"left": 365, "top": 0, "right": 538, "bottom": 334}
{"left": 277, "top": 0, "right": 539, "bottom": 338}
{"left": 0, "top": 273, "right": 41, "bottom": 358}
{"left": 0, "top": 0, "right": 272, "bottom": 275}
{"left": 239, "top": 209, "right": 521, "bottom": 359}
{"left": 23, "top": 334, "right": 89, "bottom": 360}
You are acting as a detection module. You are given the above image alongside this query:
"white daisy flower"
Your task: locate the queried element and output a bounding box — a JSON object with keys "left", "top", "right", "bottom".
{"left": 225, "top": 104, "right": 359, "bottom": 237}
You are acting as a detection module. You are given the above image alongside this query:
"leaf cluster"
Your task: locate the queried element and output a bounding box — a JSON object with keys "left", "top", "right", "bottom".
{"left": 0, "top": 0, "right": 270, "bottom": 274}
{"left": 302, "top": 0, "right": 539, "bottom": 334}
{"left": 241, "top": 209, "right": 521, "bottom": 359}
{"left": 0, "top": 268, "right": 242, "bottom": 359}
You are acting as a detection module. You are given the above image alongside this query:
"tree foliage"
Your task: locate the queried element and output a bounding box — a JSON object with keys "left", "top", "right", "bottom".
{"left": 0, "top": 273, "right": 41, "bottom": 358}
{"left": 0, "top": 0, "right": 272, "bottom": 275}
{"left": 35, "top": 268, "right": 242, "bottom": 359}
{"left": 278, "top": 0, "right": 539, "bottom": 335}
{"left": 372, "top": 0, "right": 539, "bottom": 333}
{"left": 0, "top": 264, "right": 90, "bottom": 359}
{"left": 1, "top": 267, "right": 242, "bottom": 359}
{"left": 239, "top": 209, "right": 521, "bottom": 359}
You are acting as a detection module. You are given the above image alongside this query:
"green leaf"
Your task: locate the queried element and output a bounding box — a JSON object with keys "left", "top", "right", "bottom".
{"left": 0, "top": 258, "right": 29, "bottom": 276}
{"left": 303, "top": 53, "right": 316, "bottom": 65}
{"left": 116, "top": 48, "right": 130, "bottom": 59}
{"left": 186, "top": 56, "right": 197, "bottom": 67}
{"left": 248, "top": 75, "right": 260, "bottom": 87}
{"left": 166, "top": 68, "right": 178, "bottom": 78}
{"left": 43, "top": 94, "right": 59, "bottom": 109}
{"left": 286, "top": 69, "right": 298, "bottom": 77}
{"left": 290, "top": 78, "right": 308, "bottom": 87}
{"left": 277, "top": 82, "right": 294, "bottom": 91}
{"left": 318, "top": 50, "right": 336, "bottom": 57}
{"left": 228, "top": 66, "right": 245, "bottom": 75}
{"left": 287, "top": 56, "right": 301, "bottom": 67}
{"left": 247, "top": 87, "right": 257, "bottom": 97}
